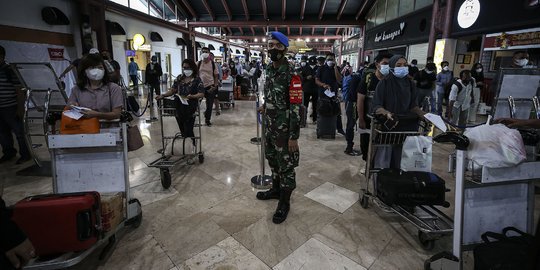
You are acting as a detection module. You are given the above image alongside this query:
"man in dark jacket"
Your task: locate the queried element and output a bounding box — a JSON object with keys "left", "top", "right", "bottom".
{"left": 414, "top": 62, "right": 437, "bottom": 112}
{"left": 1, "top": 196, "right": 35, "bottom": 269}
{"left": 300, "top": 56, "right": 318, "bottom": 123}
{"left": 145, "top": 55, "right": 163, "bottom": 100}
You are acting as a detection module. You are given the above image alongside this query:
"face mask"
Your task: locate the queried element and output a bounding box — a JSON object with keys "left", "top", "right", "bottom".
{"left": 201, "top": 53, "right": 209, "bottom": 59}
{"left": 410, "top": 64, "right": 416, "bottom": 67}
{"left": 425, "top": 70, "right": 433, "bottom": 74}
{"left": 301, "top": 62, "right": 306, "bottom": 67}
{"left": 183, "top": 69, "right": 193, "bottom": 77}
{"left": 443, "top": 66, "right": 449, "bottom": 71}
{"left": 268, "top": 49, "right": 284, "bottom": 61}
{"left": 326, "top": 60, "right": 335, "bottom": 67}
{"left": 392, "top": 66, "right": 409, "bottom": 78}
{"left": 516, "top": 58, "right": 528, "bottom": 67}
{"left": 476, "top": 68, "right": 482, "bottom": 73}
{"left": 86, "top": 68, "right": 105, "bottom": 81}
{"left": 379, "top": 64, "right": 390, "bottom": 75}
{"left": 310, "top": 65, "right": 316, "bottom": 69}
{"left": 462, "top": 79, "right": 470, "bottom": 85}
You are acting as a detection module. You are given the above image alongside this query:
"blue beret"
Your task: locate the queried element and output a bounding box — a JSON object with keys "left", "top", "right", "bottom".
{"left": 269, "top": 31, "right": 289, "bottom": 47}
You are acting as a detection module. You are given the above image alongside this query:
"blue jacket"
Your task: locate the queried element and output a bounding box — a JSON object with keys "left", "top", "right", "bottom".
{"left": 436, "top": 71, "right": 454, "bottom": 87}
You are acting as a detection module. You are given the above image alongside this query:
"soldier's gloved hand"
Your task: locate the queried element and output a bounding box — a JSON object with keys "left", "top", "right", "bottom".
{"left": 288, "top": 139, "right": 299, "bottom": 152}
{"left": 257, "top": 106, "right": 265, "bottom": 114}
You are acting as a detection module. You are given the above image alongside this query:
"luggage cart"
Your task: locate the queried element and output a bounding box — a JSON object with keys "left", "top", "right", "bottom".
{"left": 148, "top": 97, "right": 204, "bottom": 189}
{"left": 24, "top": 120, "right": 143, "bottom": 269}
{"left": 360, "top": 115, "right": 453, "bottom": 250}
{"left": 218, "top": 76, "right": 235, "bottom": 109}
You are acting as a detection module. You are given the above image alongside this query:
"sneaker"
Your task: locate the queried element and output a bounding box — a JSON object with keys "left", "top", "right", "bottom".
{"left": 206, "top": 121, "right": 212, "bottom": 127}
{"left": 337, "top": 129, "right": 346, "bottom": 136}
{"left": 0, "top": 154, "right": 16, "bottom": 164}
{"left": 16, "top": 156, "right": 32, "bottom": 164}
{"left": 344, "top": 149, "right": 361, "bottom": 156}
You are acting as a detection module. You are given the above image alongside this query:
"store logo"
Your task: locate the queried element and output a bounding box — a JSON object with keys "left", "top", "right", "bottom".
{"left": 374, "top": 22, "right": 406, "bottom": 43}
{"left": 457, "top": 0, "right": 481, "bottom": 29}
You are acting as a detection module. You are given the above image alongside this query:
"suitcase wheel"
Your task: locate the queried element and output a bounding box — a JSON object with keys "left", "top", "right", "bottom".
{"left": 160, "top": 169, "right": 172, "bottom": 189}
{"left": 418, "top": 230, "right": 435, "bottom": 251}
{"left": 360, "top": 194, "right": 369, "bottom": 209}
{"left": 198, "top": 153, "right": 204, "bottom": 164}
{"left": 126, "top": 199, "right": 143, "bottom": 229}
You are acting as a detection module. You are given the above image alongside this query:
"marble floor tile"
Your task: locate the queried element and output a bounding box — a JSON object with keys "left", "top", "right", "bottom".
{"left": 130, "top": 180, "right": 179, "bottom": 206}
{"left": 205, "top": 194, "right": 270, "bottom": 235}
{"left": 182, "top": 236, "right": 270, "bottom": 270}
{"left": 232, "top": 195, "right": 339, "bottom": 267}
{"left": 304, "top": 182, "right": 358, "bottom": 213}
{"left": 273, "top": 238, "right": 366, "bottom": 270}
{"left": 367, "top": 235, "right": 428, "bottom": 270}
{"left": 129, "top": 166, "right": 161, "bottom": 188}
{"left": 153, "top": 212, "right": 230, "bottom": 265}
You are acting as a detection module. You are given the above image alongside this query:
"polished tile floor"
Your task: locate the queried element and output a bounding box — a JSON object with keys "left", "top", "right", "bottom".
{"left": 1, "top": 84, "right": 538, "bottom": 270}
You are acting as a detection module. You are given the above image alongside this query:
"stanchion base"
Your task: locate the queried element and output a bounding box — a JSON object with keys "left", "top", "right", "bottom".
{"left": 250, "top": 137, "right": 261, "bottom": 145}
{"left": 16, "top": 161, "right": 51, "bottom": 177}
{"left": 251, "top": 175, "right": 272, "bottom": 189}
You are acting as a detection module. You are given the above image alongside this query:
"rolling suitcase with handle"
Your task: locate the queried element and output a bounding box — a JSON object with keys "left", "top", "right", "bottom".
{"left": 11, "top": 192, "right": 101, "bottom": 256}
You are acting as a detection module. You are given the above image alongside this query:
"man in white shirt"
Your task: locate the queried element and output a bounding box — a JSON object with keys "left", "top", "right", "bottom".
{"left": 448, "top": 70, "right": 475, "bottom": 126}
{"left": 198, "top": 47, "right": 219, "bottom": 126}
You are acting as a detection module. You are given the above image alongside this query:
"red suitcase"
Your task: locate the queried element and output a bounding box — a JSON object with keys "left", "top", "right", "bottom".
{"left": 11, "top": 192, "right": 101, "bottom": 256}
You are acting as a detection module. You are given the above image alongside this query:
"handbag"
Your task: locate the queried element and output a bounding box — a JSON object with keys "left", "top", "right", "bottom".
{"left": 126, "top": 125, "right": 144, "bottom": 151}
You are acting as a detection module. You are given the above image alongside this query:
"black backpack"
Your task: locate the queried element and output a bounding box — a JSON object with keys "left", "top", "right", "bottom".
{"left": 444, "top": 78, "right": 462, "bottom": 99}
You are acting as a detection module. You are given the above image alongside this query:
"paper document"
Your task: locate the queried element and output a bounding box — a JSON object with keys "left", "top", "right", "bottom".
{"left": 324, "top": 89, "right": 335, "bottom": 98}
{"left": 63, "top": 110, "right": 83, "bottom": 120}
{"left": 424, "top": 113, "right": 447, "bottom": 132}
{"left": 179, "top": 96, "right": 189, "bottom": 105}
{"left": 70, "top": 105, "right": 91, "bottom": 112}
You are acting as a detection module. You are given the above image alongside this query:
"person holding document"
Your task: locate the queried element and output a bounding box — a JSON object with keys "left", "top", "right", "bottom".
{"left": 156, "top": 59, "right": 204, "bottom": 140}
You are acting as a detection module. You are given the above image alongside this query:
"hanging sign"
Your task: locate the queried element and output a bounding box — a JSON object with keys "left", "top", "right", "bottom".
{"left": 48, "top": 48, "right": 65, "bottom": 61}
{"left": 457, "top": 0, "right": 481, "bottom": 29}
{"left": 374, "top": 22, "right": 406, "bottom": 43}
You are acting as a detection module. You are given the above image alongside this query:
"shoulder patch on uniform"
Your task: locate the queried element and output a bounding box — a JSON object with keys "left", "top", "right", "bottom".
{"left": 289, "top": 75, "right": 303, "bottom": 104}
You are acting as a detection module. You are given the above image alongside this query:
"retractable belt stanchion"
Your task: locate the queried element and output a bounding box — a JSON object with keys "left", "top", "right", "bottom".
{"left": 250, "top": 92, "right": 262, "bottom": 145}
{"left": 251, "top": 94, "right": 272, "bottom": 189}
{"left": 145, "top": 84, "right": 158, "bottom": 123}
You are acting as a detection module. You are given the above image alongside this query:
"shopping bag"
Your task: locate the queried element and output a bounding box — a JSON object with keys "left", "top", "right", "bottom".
{"left": 60, "top": 113, "right": 100, "bottom": 134}
{"left": 400, "top": 136, "right": 432, "bottom": 172}
{"left": 463, "top": 124, "right": 526, "bottom": 168}
{"left": 127, "top": 125, "right": 144, "bottom": 151}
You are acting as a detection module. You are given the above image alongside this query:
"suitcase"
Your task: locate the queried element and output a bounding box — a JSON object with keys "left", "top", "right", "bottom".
{"left": 376, "top": 169, "right": 449, "bottom": 207}
{"left": 12, "top": 192, "right": 101, "bottom": 256}
{"left": 217, "top": 90, "right": 232, "bottom": 102}
{"left": 317, "top": 115, "right": 336, "bottom": 139}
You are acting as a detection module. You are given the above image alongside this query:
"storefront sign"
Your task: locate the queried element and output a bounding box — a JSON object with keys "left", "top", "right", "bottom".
{"left": 374, "top": 22, "right": 406, "bottom": 43}
{"left": 132, "top": 33, "right": 146, "bottom": 50}
{"left": 484, "top": 28, "right": 540, "bottom": 50}
{"left": 457, "top": 0, "right": 481, "bottom": 29}
{"left": 138, "top": 44, "right": 152, "bottom": 51}
{"left": 48, "top": 48, "right": 64, "bottom": 61}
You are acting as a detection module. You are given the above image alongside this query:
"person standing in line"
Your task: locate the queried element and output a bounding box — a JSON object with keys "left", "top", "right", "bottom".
{"left": 357, "top": 53, "right": 391, "bottom": 161}
{"left": 0, "top": 45, "right": 31, "bottom": 164}
{"left": 128, "top": 57, "right": 139, "bottom": 90}
{"left": 300, "top": 56, "right": 318, "bottom": 123}
{"left": 255, "top": 32, "right": 300, "bottom": 225}
{"left": 414, "top": 62, "right": 437, "bottom": 112}
{"left": 408, "top": 59, "right": 420, "bottom": 79}
{"left": 342, "top": 65, "right": 362, "bottom": 156}
{"left": 448, "top": 70, "right": 474, "bottom": 126}
{"left": 145, "top": 55, "right": 163, "bottom": 104}
{"left": 469, "top": 62, "right": 484, "bottom": 123}
{"left": 210, "top": 52, "right": 222, "bottom": 116}
{"left": 435, "top": 61, "right": 453, "bottom": 116}
{"left": 315, "top": 52, "right": 345, "bottom": 135}
{"left": 101, "top": 50, "right": 121, "bottom": 84}
{"left": 197, "top": 47, "right": 219, "bottom": 126}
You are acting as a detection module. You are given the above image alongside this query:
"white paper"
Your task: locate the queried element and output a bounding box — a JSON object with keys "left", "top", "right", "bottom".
{"left": 324, "top": 89, "right": 335, "bottom": 98}
{"left": 63, "top": 110, "right": 83, "bottom": 120}
{"left": 179, "top": 96, "right": 189, "bottom": 105}
{"left": 70, "top": 105, "right": 91, "bottom": 112}
{"left": 424, "top": 113, "right": 447, "bottom": 132}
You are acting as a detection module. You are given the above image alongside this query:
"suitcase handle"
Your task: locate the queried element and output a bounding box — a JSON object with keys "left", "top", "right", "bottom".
{"left": 77, "top": 210, "right": 93, "bottom": 241}
{"left": 480, "top": 231, "right": 506, "bottom": 243}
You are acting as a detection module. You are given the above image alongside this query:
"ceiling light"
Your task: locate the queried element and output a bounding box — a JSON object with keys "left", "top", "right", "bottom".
{"left": 254, "top": 38, "right": 258, "bottom": 42}
{"left": 324, "top": 38, "right": 328, "bottom": 42}
{"left": 262, "top": 38, "right": 267, "bottom": 42}
{"left": 305, "top": 38, "right": 310, "bottom": 42}
{"left": 297, "top": 38, "right": 302, "bottom": 41}
{"left": 315, "top": 38, "right": 319, "bottom": 42}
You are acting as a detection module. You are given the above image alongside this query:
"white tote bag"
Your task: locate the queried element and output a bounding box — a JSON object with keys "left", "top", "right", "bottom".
{"left": 400, "top": 136, "right": 432, "bottom": 172}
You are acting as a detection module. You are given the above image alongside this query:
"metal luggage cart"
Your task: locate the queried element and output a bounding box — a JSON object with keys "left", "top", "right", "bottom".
{"left": 148, "top": 97, "right": 205, "bottom": 189}
{"left": 24, "top": 121, "right": 143, "bottom": 269}
{"left": 360, "top": 115, "right": 453, "bottom": 250}
{"left": 218, "top": 76, "right": 235, "bottom": 109}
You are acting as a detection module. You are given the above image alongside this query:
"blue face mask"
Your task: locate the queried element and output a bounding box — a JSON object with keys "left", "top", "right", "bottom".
{"left": 392, "top": 66, "right": 409, "bottom": 78}
{"left": 380, "top": 64, "right": 390, "bottom": 76}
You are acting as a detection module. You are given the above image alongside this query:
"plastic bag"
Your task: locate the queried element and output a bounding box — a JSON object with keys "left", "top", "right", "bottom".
{"left": 463, "top": 124, "right": 526, "bottom": 168}
{"left": 400, "top": 136, "right": 432, "bottom": 172}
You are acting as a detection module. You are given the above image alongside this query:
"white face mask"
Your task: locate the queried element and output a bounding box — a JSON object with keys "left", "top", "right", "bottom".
{"left": 201, "top": 53, "right": 209, "bottom": 59}
{"left": 301, "top": 62, "right": 306, "bottom": 67}
{"left": 516, "top": 58, "right": 528, "bottom": 67}
{"left": 326, "top": 60, "right": 335, "bottom": 67}
{"left": 410, "top": 64, "right": 416, "bottom": 67}
{"left": 183, "top": 69, "right": 193, "bottom": 77}
{"left": 443, "top": 66, "right": 449, "bottom": 71}
{"left": 476, "top": 68, "right": 483, "bottom": 73}
{"left": 310, "top": 65, "right": 316, "bottom": 69}
{"left": 86, "top": 68, "right": 105, "bottom": 81}
{"left": 379, "top": 64, "right": 390, "bottom": 75}
{"left": 425, "top": 70, "right": 433, "bottom": 74}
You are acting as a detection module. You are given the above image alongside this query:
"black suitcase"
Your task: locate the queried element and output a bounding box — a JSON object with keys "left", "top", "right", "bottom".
{"left": 218, "top": 91, "right": 232, "bottom": 102}
{"left": 317, "top": 115, "right": 336, "bottom": 139}
{"left": 376, "top": 169, "right": 449, "bottom": 207}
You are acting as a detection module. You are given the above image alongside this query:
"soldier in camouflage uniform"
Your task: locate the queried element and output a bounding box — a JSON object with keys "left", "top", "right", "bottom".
{"left": 256, "top": 32, "right": 301, "bottom": 224}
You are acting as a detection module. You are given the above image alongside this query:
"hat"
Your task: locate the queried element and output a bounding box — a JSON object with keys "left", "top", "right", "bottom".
{"left": 301, "top": 55, "right": 308, "bottom": 61}
{"left": 308, "top": 56, "right": 317, "bottom": 64}
{"left": 269, "top": 31, "right": 289, "bottom": 47}
{"left": 389, "top": 55, "right": 406, "bottom": 68}
{"left": 89, "top": 48, "right": 99, "bottom": 55}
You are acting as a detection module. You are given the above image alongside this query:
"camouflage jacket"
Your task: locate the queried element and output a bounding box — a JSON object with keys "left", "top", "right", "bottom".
{"left": 264, "top": 62, "right": 301, "bottom": 140}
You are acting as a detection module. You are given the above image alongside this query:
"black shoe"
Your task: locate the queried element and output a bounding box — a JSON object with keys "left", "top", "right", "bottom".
{"left": 344, "top": 148, "right": 360, "bottom": 156}
{"left": 206, "top": 121, "right": 212, "bottom": 126}
{"left": 16, "top": 156, "right": 32, "bottom": 164}
{"left": 337, "top": 129, "right": 346, "bottom": 136}
{"left": 256, "top": 188, "right": 280, "bottom": 200}
{"left": 0, "top": 154, "right": 16, "bottom": 164}
{"left": 272, "top": 189, "right": 293, "bottom": 224}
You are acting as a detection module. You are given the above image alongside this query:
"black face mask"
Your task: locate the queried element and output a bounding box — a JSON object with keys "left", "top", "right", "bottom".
{"left": 268, "top": 49, "right": 285, "bottom": 61}
{"left": 462, "top": 79, "right": 470, "bottom": 85}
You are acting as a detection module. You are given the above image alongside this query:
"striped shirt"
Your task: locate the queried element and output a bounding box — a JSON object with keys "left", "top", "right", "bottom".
{"left": 0, "top": 63, "right": 20, "bottom": 108}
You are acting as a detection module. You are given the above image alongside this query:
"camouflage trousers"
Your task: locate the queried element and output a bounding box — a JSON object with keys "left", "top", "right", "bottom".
{"left": 264, "top": 113, "right": 299, "bottom": 190}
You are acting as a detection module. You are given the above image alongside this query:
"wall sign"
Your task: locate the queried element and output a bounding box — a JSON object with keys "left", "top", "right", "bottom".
{"left": 457, "top": 0, "right": 481, "bottom": 29}
{"left": 483, "top": 28, "right": 540, "bottom": 51}
{"left": 48, "top": 48, "right": 64, "bottom": 61}
{"left": 374, "top": 22, "right": 406, "bottom": 43}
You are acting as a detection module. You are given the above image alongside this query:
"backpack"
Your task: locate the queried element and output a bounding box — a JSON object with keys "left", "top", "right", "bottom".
{"left": 444, "top": 78, "right": 462, "bottom": 99}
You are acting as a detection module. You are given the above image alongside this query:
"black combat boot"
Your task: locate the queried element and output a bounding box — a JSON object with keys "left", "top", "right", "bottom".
{"left": 256, "top": 177, "right": 280, "bottom": 200}
{"left": 272, "top": 189, "right": 293, "bottom": 224}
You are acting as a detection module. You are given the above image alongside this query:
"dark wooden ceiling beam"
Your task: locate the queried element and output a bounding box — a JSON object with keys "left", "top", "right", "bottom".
{"left": 201, "top": 0, "right": 215, "bottom": 21}
{"left": 282, "top": 0, "right": 286, "bottom": 20}
{"left": 318, "top": 0, "right": 327, "bottom": 20}
{"left": 220, "top": 0, "right": 232, "bottom": 21}
{"left": 299, "top": 27, "right": 302, "bottom": 35}
{"left": 251, "top": 27, "right": 256, "bottom": 35}
{"left": 287, "top": 26, "right": 290, "bottom": 36}
{"left": 300, "top": 0, "right": 306, "bottom": 20}
{"left": 312, "top": 27, "right": 315, "bottom": 35}
{"left": 180, "top": 0, "right": 197, "bottom": 20}
{"left": 241, "top": 0, "right": 250, "bottom": 20}
{"left": 188, "top": 20, "right": 363, "bottom": 27}
{"left": 324, "top": 27, "right": 328, "bottom": 35}
{"left": 226, "top": 27, "right": 233, "bottom": 35}
{"left": 356, "top": 0, "right": 372, "bottom": 20}
{"left": 261, "top": 0, "right": 268, "bottom": 20}
{"left": 238, "top": 27, "right": 244, "bottom": 35}
{"left": 337, "top": 0, "right": 348, "bottom": 20}
{"left": 336, "top": 28, "right": 341, "bottom": 35}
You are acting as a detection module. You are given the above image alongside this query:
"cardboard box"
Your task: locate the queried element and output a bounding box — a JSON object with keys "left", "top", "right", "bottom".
{"left": 100, "top": 192, "right": 124, "bottom": 232}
